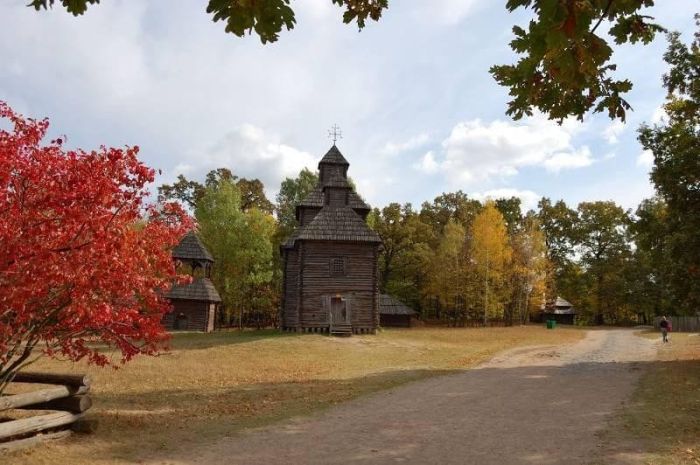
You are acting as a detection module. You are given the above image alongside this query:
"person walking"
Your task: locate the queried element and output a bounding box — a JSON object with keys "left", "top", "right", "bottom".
{"left": 659, "top": 316, "right": 669, "bottom": 343}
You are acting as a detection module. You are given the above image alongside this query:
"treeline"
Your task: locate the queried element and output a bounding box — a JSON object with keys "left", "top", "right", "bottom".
{"left": 370, "top": 195, "right": 692, "bottom": 326}
{"left": 157, "top": 170, "right": 694, "bottom": 327}
{"left": 157, "top": 24, "right": 698, "bottom": 327}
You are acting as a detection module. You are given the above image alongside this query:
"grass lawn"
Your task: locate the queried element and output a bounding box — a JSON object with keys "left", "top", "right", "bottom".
{"left": 597, "top": 331, "right": 700, "bottom": 465}
{"left": 5, "top": 326, "right": 583, "bottom": 464}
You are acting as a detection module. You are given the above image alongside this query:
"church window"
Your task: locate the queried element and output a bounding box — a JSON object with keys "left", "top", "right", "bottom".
{"left": 330, "top": 257, "right": 346, "bottom": 276}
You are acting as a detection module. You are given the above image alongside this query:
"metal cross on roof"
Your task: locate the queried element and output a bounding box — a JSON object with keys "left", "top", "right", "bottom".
{"left": 328, "top": 124, "right": 342, "bottom": 144}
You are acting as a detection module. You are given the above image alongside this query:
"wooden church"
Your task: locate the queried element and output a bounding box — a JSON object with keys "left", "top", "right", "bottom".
{"left": 280, "top": 144, "right": 382, "bottom": 335}
{"left": 163, "top": 231, "right": 222, "bottom": 332}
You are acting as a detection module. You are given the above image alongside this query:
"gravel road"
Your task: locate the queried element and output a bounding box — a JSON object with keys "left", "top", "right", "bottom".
{"left": 150, "top": 329, "right": 657, "bottom": 465}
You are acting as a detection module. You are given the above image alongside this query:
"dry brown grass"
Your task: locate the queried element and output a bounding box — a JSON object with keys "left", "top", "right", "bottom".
{"left": 594, "top": 331, "right": 700, "bottom": 465}
{"left": 627, "top": 332, "right": 700, "bottom": 465}
{"left": 5, "top": 326, "right": 584, "bottom": 464}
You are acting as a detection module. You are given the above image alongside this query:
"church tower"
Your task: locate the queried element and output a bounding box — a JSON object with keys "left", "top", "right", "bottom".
{"left": 280, "top": 144, "right": 382, "bottom": 335}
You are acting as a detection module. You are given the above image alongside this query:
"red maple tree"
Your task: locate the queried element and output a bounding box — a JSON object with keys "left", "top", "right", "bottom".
{"left": 0, "top": 101, "right": 192, "bottom": 394}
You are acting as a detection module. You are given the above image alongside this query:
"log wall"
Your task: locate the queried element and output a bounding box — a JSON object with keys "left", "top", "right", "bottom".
{"left": 1, "top": 372, "right": 92, "bottom": 452}
{"left": 298, "top": 242, "right": 378, "bottom": 331}
{"left": 282, "top": 249, "right": 300, "bottom": 328}
{"left": 161, "top": 300, "right": 213, "bottom": 332}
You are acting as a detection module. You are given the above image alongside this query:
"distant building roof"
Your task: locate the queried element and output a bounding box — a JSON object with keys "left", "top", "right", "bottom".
{"left": 172, "top": 231, "right": 214, "bottom": 262}
{"left": 295, "top": 206, "right": 382, "bottom": 243}
{"left": 318, "top": 144, "right": 349, "bottom": 167}
{"left": 544, "top": 296, "right": 576, "bottom": 314}
{"left": 167, "top": 278, "right": 221, "bottom": 302}
{"left": 379, "top": 294, "right": 417, "bottom": 315}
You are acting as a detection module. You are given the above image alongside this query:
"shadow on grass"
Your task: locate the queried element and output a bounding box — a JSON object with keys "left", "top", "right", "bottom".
{"left": 168, "top": 329, "right": 298, "bottom": 351}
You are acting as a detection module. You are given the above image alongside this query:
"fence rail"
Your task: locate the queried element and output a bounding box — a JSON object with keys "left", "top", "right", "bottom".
{"left": 0, "top": 371, "right": 92, "bottom": 453}
{"left": 653, "top": 316, "right": 700, "bottom": 332}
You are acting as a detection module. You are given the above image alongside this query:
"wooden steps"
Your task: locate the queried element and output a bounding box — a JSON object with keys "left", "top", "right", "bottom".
{"left": 330, "top": 324, "right": 353, "bottom": 337}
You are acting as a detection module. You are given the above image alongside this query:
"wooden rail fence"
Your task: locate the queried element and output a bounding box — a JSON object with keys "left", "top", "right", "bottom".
{"left": 0, "top": 372, "right": 93, "bottom": 453}
{"left": 653, "top": 316, "right": 700, "bottom": 332}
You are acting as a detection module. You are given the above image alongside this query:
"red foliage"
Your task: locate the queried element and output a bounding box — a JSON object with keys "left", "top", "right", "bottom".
{"left": 0, "top": 101, "right": 192, "bottom": 386}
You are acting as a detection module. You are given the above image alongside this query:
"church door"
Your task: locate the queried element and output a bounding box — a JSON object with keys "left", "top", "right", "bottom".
{"left": 329, "top": 296, "right": 349, "bottom": 325}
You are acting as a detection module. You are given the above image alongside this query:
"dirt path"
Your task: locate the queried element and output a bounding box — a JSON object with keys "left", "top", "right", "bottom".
{"left": 150, "top": 329, "right": 657, "bottom": 465}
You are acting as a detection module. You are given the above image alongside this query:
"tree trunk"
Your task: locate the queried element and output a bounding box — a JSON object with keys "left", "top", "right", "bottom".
{"left": 25, "top": 395, "right": 92, "bottom": 414}
{"left": 0, "top": 385, "right": 88, "bottom": 411}
{"left": 0, "top": 430, "right": 71, "bottom": 453}
{"left": 11, "top": 372, "right": 91, "bottom": 388}
{"left": 0, "top": 411, "right": 83, "bottom": 441}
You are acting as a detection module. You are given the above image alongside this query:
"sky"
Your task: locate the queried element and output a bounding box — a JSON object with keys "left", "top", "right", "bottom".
{"left": 0, "top": 1, "right": 697, "bottom": 213}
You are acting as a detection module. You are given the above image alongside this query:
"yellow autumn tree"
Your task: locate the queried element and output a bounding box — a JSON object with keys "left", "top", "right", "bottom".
{"left": 510, "top": 216, "right": 549, "bottom": 324}
{"left": 424, "top": 219, "right": 466, "bottom": 311}
{"left": 469, "top": 201, "right": 513, "bottom": 323}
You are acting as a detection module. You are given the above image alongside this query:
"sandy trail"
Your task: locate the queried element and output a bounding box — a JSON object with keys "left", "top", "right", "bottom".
{"left": 149, "top": 329, "right": 657, "bottom": 465}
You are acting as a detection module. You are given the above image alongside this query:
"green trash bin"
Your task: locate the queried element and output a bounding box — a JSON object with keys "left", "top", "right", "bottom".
{"left": 546, "top": 319, "right": 555, "bottom": 329}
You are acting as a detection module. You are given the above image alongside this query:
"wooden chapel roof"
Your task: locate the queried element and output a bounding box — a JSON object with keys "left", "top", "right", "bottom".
{"left": 318, "top": 144, "right": 349, "bottom": 166}
{"left": 167, "top": 278, "right": 222, "bottom": 303}
{"left": 296, "top": 206, "right": 381, "bottom": 243}
{"left": 172, "top": 231, "right": 214, "bottom": 262}
{"left": 379, "top": 294, "right": 417, "bottom": 315}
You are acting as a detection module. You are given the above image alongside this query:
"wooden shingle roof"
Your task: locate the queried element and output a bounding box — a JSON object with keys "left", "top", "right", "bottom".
{"left": 297, "top": 187, "right": 370, "bottom": 211}
{"left": 323, "top": 171, "right": 353, "bottom": 188}
{"left": 318, "top": 144, "right": 349, "bottom": 166}
{"left": 379, "top": 294, "right": 417, "bottom": 315}
{"left": 296, "top": 206, "right": 381, "bottom": 243}
{"left": 167, "top": 278, "right": 222, "bottom": 302}
{"left": 545, "top": 296, "right": 576, "bottom": 315}
{"left": 172, "top": 231, "right": 214, "bottom": 262}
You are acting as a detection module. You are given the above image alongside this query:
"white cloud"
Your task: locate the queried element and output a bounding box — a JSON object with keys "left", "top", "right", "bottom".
{"left": 651, "top": 106, "right": 668, "bottom": 125}
{"left": 381, "top": 133, "right": 430, "bottom": 156}
{"left": 542, "top": 148, "right": 594, "bottom": 172}
{"left": 412, "top": 0, "right": 482, "bottom": 25}
{"left": 431, "top": 115, "right": 592, "bottom": 186}
{"left": 413, "top": 150, "right": 439, "bottom": 174}
{"left": 471, "top": 188, "right": 541, "bottom": 211}
{"left": 603, "top": 120, "right": 625, "bottom": 144}
{"left": 174, "top": 124, "right": 316, "bottom": 197}
{"left": 637, "top": 150, "right": 654, "bottom": 168}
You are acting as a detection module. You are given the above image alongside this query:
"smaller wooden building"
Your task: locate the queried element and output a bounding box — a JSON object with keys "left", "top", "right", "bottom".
{"left": 543, "top": 297, "right": 576, "bottom": 325}
{"left": 379, "top": 294, "right": 417, "bottom": 328}
{"left": 163, "top": 231, "right": 222, "bottom": 332}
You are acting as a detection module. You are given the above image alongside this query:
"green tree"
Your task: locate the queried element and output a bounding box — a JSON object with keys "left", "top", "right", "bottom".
{"left": 469, "top": 202, "right": 513, "bottom": 324}
{"left": 536, "top": 197, "right": 578, "bottom": 303}
{"left": 275, "top": 168, "right": 319, "bottom": 240}
{"left": 195, "top": 179, "right": 277, "bottom": 327}
{"left": 32, "top": 0, "right": 666, "bottom": 122}
{"left": 638, "top": 18, "right": 700, "bottom": 313}
{"left": 419, "top": 191, "right": 482, "bottom": 240}
{"left": 370, "top": 203, "right": 433, "bottom": 310}
{"left": 627, "top": 197, "right": 673, "bottom": 321}
{"left": 537, "top": 198, "right": 578, "bottom": 270}
{"left": 575, "top": 201, "right": 631, "bottom": 324}
{"left": 159, "top": 168, "right": 273, "bottom": 213}
{"left": 237, "top": 178, "right": 275, "bottom": 214}
{"left": 495, "top": 196, "right": 523, "bottom": 235}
